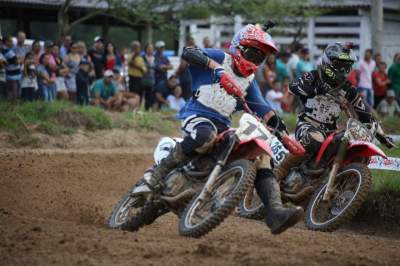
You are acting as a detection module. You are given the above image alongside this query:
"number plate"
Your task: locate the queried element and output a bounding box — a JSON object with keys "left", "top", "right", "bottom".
{"left": 270, "top": 137, "right": 288, "bottom": 165}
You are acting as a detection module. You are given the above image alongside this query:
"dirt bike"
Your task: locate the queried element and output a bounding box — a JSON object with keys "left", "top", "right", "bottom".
{"left": 107, "top": 100, "right": 303, "bottom": 238}
{"left": 239, "top": 116, "right": 395, "bottom": 231}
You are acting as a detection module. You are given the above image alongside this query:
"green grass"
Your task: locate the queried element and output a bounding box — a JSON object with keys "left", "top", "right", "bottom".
{"left": 0, "top": 100, "right": 179, "bottom": 138}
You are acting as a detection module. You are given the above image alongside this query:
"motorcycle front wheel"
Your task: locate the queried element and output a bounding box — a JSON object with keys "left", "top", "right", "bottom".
{"left": 179, "top": 159, "right": 256, "bottom": 238}
{"left": 107, "top": 182, "right": 167, "bottom": 232}
{"left": 305, "top": 163, "right": 372, "bottom": 231}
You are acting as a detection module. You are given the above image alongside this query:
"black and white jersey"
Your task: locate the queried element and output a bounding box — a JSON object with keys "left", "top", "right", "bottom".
{"left": 289, "top": 70, "right": 372, "bottom": 131}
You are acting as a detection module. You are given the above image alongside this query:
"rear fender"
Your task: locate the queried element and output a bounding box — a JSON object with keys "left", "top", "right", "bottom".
{"left": 344, "top": 140, "right": 387, "bottom": 164}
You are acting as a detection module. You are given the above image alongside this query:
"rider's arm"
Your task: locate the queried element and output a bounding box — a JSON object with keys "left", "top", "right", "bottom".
{"left": 289, "top": 71, "right": 319, "bottom": 98}
{"left": 344, "top": 85, "right": 373, "bottom": 124}
{"left": 181, "top": 47, "right": 224, "bottom": 71}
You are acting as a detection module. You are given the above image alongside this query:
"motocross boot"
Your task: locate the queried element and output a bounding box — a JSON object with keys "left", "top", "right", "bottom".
{"left": 255, "top": 169, "right": 304, "bottom": 235}
{"left": 273, "top": 154, "right": 307, "bottom": 180}
{"left": 144, "top": 142, "right": 190, "bottom": 192}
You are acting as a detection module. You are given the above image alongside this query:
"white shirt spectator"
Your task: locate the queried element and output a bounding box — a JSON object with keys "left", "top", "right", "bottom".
{"left": 358, "top": 59, "right": 376, "bottom": 88}
{"left": 266, "top": 90, "right": 283, "bottom": 113}
{"left": 167, "top": 95, "right": 186, "bottom": 111}
{"left": 287, "top": 53, "right": 299, "bottom": 79}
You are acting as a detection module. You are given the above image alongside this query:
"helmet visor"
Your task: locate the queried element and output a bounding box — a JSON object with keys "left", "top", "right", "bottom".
{"left": 241, "top": 46, "right": 266, "bottom": 65}
{"left": 331, "top": 59, "right": 353, "bottom": 73}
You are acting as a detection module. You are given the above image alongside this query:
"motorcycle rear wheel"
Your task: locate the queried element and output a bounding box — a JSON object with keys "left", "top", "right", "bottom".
{"left": 107, "top": 183, "right": 166, "bottom": 232}
{"left": 305, "top": 163, "right": 371, "bottom": 232}
{"left": 179, "top": 159, "right": 256, "bottom": 238}
{"left": 238, "top": 186, "right": 265, "bottom": 220}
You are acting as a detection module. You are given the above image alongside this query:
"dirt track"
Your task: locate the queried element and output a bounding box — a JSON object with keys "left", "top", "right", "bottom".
{"left": 1, "top": 149, "right": 400, "bottom": 266}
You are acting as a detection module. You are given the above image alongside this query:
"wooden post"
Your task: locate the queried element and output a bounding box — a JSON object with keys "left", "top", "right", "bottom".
{"left": 371, "top": 0, "right": 383, "bottom": 55}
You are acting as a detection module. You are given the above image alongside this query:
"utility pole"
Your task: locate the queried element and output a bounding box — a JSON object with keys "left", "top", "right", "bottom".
{"left": 371, "top": 0, "right": 383, "bottom": 54}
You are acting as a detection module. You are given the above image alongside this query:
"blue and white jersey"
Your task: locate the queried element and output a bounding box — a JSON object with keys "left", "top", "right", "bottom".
{"left": 2, "top": 48, "right": 21, "bottom": 81}
{"left": 177, "top": 48, "right": 272, "bottom": 127}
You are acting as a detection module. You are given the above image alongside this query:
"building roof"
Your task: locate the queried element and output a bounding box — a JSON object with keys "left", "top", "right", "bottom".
{"left": 0, "top": 0, "right": 109, "bottom": 9}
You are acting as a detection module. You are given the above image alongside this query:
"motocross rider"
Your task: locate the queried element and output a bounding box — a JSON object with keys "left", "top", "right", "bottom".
{"left": 144, "top": 24, "right": 304, "bottom": 234}
{"left": 276, "top": 42, "right": 394, "bottom": 178}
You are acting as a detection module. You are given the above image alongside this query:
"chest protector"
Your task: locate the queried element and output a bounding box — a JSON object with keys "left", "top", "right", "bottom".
{"left": 304, "top": 90, "right": 345, "bottom": 125}
{"left": 196, "top": 53, "right": 254, "bottom": 117}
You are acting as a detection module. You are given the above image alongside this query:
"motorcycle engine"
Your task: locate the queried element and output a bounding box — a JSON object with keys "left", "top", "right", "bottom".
{"left": 282, "top": 169, "right": 306, "bottom": 194}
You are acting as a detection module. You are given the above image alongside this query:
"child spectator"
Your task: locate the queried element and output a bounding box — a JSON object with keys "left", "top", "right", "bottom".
{"left": 37, "top": 53, "right": 56, "bottom": 102}
{"left": 167, "top": 86, "right": 186, "bottom": 111}
{"left": 281, "top": 77, "right": 294, "bottom": 113}
{"left": 296, "top": 48, "right": 313, "bottom": 78}
{"left": 76, "top": 58, "right": 91, "bottom": 105}
{"left": 90, "top": 70, "right": 116, "bottom": 108}
{"left": 372, "top": 61, "right": 390, "bottom": 107}
{"left": 154, "top": 74, "right": 178, "bottom": 109}
{"left": 266, "top": 79, "right": 283, "bottom": 113}
{"left": 20, "top": 62, "right": 38, "bottom": 101}
{"left": 113, "top": 68, "right": 126, "bottom": 92}
{"left": 376, "top": 90, "right": 400, "bottom": 117}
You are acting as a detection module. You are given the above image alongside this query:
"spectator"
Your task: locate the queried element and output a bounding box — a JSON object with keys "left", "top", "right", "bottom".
{"left": 281, "top": 77, "right": 294, "bottom": 113}
{"left": 127, "top": 41, "right": 147, "bottom": 103}
{"left": 51, "top": 44, "right": 69, "bottom": 100}
{"left": 37, "top": 53, "right": 56, "bottom": 102}
{"left": 167, "top": 86, "right": 186, "bottom": 111}
{"left": 176, "top": 37, "right": 195, "bottom": 100}
{"left": 373, "top": 52, "right": 383, "bottom": 68}
{"left": 31, "top": 40, "right": 42, "bottom": 65}
{"left": 262, "top": 54, "right": 277, "bottom": 96}
{"left": 88, "top": 36, "right": 105, "bottom": 79}
{"left": 76, "top": 58, "right": 91, "bottom": 105}
{"left": 276, "top": 52, "right": 290, "bottom": 82}
{"left": 296, "top": 48, "right": 313, "bottom": 78}
{"left": 0, "top": 39, "right": 6, "bottom": 98}
{"left": 20, "top": 60, "right": 38, "bottom": 101}
{"left": 154, "top": 40, "right": 172, "bottom": 85}
{"left": 1, "top": 36, "right": 21, "bottom": 99}
{"left": 266, "top": 79, "right": 283, "bottom": 113}
{"left": 63, "top": 42, "right": 81, "bottom": 102}
{"left": 142, "top": 43, "right": 156, "bottom": 110}
{"left": 372, "top": 61, "right": 390, "bottom": 107}
{"left": 59, "top": 35, "right": 72, "bottom": 59}
{"left": 90, "top": 69, "right": 116, "bottom": 108}
{"left": 388, "top": 53, "right": 400, "bottom": 101}
{"left": 376, "top": 90, "right": 400, "bottom": 117}
{"left": 112, "top": 68, "right": 126, "bottom": 92}
{"left": 154, "top": 74, "right": 178, "bottom": 109}
{"left": 203, "top": 36, "right": 213, "bottom": 49}
{"left": 14, "top": 31, "right": 30, "bottom": 61}
{"left": 348, "top": 62, "right": 358, "bottom": 88}
{"left": 104, "top": 42, "right": 122, "bottom": 71}
{"left": 357, "top": 49, "right": 376, "bottom": 107}
{"left": 40, "top": 41, "right": 57, "bottom": 68}
{"left": 287, "top": 42, "right": 303, "bottom": 79}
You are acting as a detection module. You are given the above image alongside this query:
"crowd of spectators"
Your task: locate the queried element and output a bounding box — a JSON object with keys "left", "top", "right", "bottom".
{"left": 1, "top": 31, "right": 400, "bottom": 118}
{"left": 0, "top": 31, "right": 186, "bottom": 112}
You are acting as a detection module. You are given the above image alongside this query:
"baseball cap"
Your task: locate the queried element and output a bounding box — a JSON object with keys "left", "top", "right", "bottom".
{"left": 104, "top": 69, "right": 114, "bottom": 77}
{"left": 94, "top": 36, "right": 105, "bottom": 43}
{"left": 387, "top": 90, "right": 395, "bottom": 97}
{"left": 155, "top": 40, "right": 165, "bottom": 49}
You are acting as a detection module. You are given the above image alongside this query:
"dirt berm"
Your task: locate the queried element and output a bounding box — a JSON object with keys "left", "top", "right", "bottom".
{"left": 1, "top": 148, "right": 400, "bottom": 266}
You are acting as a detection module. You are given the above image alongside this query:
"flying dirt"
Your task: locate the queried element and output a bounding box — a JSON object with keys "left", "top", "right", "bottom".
{"left": 1, "top": 148, "right": 399, "bottom": 266}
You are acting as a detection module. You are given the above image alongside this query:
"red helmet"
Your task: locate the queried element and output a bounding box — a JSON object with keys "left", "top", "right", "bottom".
{"left": 230, "top": 24, "right": 278, "bottom": 77}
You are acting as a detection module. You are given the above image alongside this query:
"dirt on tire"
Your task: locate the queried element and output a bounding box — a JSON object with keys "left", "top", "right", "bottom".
{"left": 1, "top": 149, "right": 400, "bottom": 266}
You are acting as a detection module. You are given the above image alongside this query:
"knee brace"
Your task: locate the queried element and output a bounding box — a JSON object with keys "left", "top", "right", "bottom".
{"left": 181, "top": 122, "right": 217, "bottom": 156}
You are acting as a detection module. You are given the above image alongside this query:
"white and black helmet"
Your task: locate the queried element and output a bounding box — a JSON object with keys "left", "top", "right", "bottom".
{"left": 321, "top": 42, "right": 357, "bottom": 84}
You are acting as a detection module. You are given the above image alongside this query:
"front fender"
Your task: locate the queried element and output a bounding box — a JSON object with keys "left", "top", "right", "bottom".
{"left": 230, "top": 138, "right": 272, "bottom": 161}
{"left": 344, "top": 140, "right": 387, "bottom": 164}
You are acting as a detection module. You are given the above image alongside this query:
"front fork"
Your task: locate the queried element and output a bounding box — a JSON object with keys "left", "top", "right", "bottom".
{"left": 196, "top": 132, "right": 238, "bottom": 201}
{"left": 322, "top": 137, "right": 349, "bottom": 201}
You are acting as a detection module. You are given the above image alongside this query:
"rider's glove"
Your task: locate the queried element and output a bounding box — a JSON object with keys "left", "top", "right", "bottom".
{"left": 266, "top": 114, "right": 288, "bottom": 136}
{"left": 214, "top": 67, "right": 243, "bottom": 98}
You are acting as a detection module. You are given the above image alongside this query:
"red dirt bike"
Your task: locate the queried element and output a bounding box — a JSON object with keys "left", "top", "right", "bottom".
{"left": 108, "top": 101, "right": 303, "bottom": 238}
{"left": 239, "top": 117, "right": 395, "bottom": 231}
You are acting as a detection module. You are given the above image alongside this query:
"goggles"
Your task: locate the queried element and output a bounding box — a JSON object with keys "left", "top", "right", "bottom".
{"left": 331, "top": 59, "right": 353, "bottom": 73}
{"left": 241, "top": 46, "right": 267, "bottom": 65}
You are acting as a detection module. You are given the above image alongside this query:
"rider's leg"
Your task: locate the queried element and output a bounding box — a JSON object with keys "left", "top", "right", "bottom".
{"left": 295, "top": 121, "right": 326, "bottom": 175}
{"left": 145, "top": 117, "right": 220, "bottom": 191}
{"left": 255, "top": 168, "right": 304, "bottom": 234}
